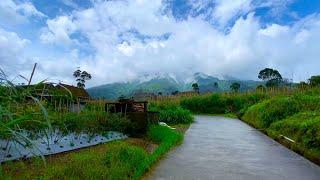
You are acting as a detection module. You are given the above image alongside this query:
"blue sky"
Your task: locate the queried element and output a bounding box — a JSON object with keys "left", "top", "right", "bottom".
{"left": 1, "top": 0, "right": 320, "bottom": 86}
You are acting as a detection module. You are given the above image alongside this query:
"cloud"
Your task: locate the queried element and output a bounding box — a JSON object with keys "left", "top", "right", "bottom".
{"left": 0, "top": 0, "right": 45, "bottom": 25}
{"left": 187, "top": 0, "right": 294, "bottom": 26}
{"left": 40, "top": 15, "right": 77, "bottom": 45}
{"left": 3, "top": 0, "right": 320, "bottom": 87}
{"left": 0, "top": 28, "right": 29, "bottom": 77}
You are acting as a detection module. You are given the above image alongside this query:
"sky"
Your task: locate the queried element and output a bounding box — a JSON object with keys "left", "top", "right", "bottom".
{"left": 1, "top": 0, "right": 320, "bottom": 87}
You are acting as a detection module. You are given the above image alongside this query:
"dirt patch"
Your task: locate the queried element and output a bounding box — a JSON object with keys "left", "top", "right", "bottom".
{"left": 126, "top": 138, "right": 158, "bottom": 154}
{"left": 172, "top": 124, "right": 191, "bottom": 134}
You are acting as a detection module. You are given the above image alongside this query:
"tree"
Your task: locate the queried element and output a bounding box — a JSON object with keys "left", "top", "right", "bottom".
{"left": 230, "top": 82, "right": 240, "bottom": 92}
{"left": 158, "top": 92, "right": 163, "bottom": 96}
{"left": 192, "top": 83, "right": 199, "bottom": 93}
{"left": 258, "top": 68, "right": 283, "bottom": 87}
{"left": 171, "top": 90, "right": 179, "bottom": 95}
{"left": 308, "top": 75, "right": 320, "bottom": 87}
{"left": 73, "top": 69, "right": 92, "bottom": 88}
{"left": 214, "top": 82, "right": 219, "bottom": 89}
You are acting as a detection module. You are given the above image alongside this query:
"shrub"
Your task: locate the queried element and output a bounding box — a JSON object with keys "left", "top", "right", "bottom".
{"left": 180, "top": 92, "right": 267, "bottom": 116}
{"left": 269, "top": 111, "right": 320, "bottom": 150}
{"left": 149, "top": 102, "right": 193, "bottom": 125}
{"left": 181, "top": 94, "right": 226, "bottom": 114}
{"left": 242, "top": 97, "right": 300, "bottom": 128}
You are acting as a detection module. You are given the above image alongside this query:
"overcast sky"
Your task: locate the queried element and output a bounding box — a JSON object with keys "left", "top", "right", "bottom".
{"left": 1, "top": 0, "right": 320, "bottom": 87}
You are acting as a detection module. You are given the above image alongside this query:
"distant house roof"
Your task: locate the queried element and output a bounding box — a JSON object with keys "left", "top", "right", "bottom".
{"left": 17, "top": 83, "right": 90, "bottom": 99}
{"left": 175, "top": 91, "right": 198, "bottom": 97}
{"left": 133, "top": 92, "right": 156, "bottom": 101}
{"left": 57, "top": 83, "right": 90, "bottom": 99}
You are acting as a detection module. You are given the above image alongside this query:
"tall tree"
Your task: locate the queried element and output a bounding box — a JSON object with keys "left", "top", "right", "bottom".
{"left": 214, "top": 82, "right": 219, "bottom": 89}
{"left": 192, "top": 83, "right": 199, "bottom": 93}
{"left": 258, "top": 68, "right": 283, "bottom": 87}
{"left": 73, "top": 69, "right": 92, "bottom": 88}
{"left": 230, "top": 82, "right": 240, "bottom": 92}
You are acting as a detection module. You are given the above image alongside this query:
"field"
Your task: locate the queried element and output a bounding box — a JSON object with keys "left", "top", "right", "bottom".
{"left": 0, "top": 76, "right": 193, "bottom": 179}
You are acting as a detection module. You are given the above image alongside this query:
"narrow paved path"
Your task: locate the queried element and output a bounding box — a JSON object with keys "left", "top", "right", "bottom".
{"left": 147, "top": 116, "right": 320, "bottom": 180}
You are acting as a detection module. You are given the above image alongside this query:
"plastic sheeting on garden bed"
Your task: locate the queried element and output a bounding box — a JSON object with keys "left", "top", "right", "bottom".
{"left": 0, "top": 130, "right": 127, "bottom": 163}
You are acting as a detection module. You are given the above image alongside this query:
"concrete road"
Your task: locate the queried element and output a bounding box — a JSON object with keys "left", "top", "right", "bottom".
{"left": 147, "top": 116, "right": 320, "bottom": 180}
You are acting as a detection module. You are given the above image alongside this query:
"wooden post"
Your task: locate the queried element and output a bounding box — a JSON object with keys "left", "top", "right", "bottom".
{"left": 28, "top": 63, "right": 37, "bottom": 85}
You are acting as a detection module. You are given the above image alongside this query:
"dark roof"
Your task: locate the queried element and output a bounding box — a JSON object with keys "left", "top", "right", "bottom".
{"left": 57, "top": 83, "right": 90, "bottom": 98}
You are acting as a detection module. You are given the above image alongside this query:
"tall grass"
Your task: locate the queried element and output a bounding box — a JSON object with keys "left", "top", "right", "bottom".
{"left": 149, "top": 101, "right": 194, "bottom": 124}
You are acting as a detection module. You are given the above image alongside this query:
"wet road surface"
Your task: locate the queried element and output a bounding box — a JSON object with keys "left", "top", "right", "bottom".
{"left": 147, "top": 116, "right": 320, "bottom": 180}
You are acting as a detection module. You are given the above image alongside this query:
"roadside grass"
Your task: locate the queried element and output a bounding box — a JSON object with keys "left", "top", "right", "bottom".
{"left": 1, "top": 125, "right": 184, "bottom": 179}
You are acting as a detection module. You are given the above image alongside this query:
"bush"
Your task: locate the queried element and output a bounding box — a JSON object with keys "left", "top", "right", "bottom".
{"left": 50, "top": 112, "right": 131, "bottom": 134}
{"left": 269, "top": 111, "right": 320, "bottom": 150}
{"left": 242, "top": 97, "right": 300, "bottom": 128}
{"left": 242, "top": 92, "right": 320, "bottom": 129}
{"left": 180, "top": 92, "right": 267, "bottom": 116}
{"left": 149, "top": 102, "right": 193, "bottom": 125}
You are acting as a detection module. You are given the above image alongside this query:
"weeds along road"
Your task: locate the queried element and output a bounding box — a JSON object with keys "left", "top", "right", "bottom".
{"left": 147, "top": 115, "right": 320, "bottom": 180}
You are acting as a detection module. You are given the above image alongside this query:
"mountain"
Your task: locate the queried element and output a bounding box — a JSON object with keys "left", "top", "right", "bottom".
{"left": 87, "top": 73, "right": 263, "bottom": 99}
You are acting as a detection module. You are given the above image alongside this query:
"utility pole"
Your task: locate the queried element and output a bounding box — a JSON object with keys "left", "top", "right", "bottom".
{"left": 28, "top": 63, "right": 37, "bottom": 85}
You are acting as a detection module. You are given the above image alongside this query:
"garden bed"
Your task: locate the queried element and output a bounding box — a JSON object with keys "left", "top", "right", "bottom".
{"left": 1, "top": 125, "right": 187, "bottom": 179}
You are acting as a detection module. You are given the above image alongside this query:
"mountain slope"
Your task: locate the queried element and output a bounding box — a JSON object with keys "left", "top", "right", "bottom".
{"left": 87, "top": 73, "right": 263, "bottom": 99}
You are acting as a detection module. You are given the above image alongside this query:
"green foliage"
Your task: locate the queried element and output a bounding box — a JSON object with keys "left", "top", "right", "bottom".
{"left": 230, "top": 82, "right": 240, "bottom": 92}
{"left": 105, "top": 142, "right": 148, "bottom": 179}
{"left": 181, "top": 92, "right": 267, "bottom": 116}
{"left": 269, "top": 111, "right": 320, "bottom": 150}
{"left": 192, "top": 83, "right": 199, "bottom": 93}
{"left": 308, "top": 75, "right": 320, "bottom": 87}
{"left": 243, "top": 92, "right": 320, "bottom": 128}
{"left": 149, "top": 101, "right": 193, "bottom": 124}
{"left": 181, "top": 94, "right": 226, "bottom": 114}
{"left": 134, "top": 125, "right": 183, "bottom": 178}
{"left": 243, "top": 97, "right": 300, "bottom": 128}
{"left": 258, "top": 68, "right": 283, "bottom": 87}
{"left": 50, "top": 112, "right": 131, "bottom": 134}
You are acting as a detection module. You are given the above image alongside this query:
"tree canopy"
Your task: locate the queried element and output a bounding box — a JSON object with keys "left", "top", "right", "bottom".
{"left": 258, "top": 68, "right": 283, "bottom": 87}
{"left": 230, "top": 82, "right": 240, "bottom": 92}
{"left": 192, "top": 83, "right": 199, "bottom": 93}
{"left": 308, "top": 75, "right": 320, "bottom": 87}
{"left": 73, "top": 69, "right": 92, "bottom": 88}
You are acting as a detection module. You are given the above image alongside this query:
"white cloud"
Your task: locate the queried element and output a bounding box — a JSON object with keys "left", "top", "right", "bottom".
{"left": 0, "top": 0, "right": 45, "bottom": 25}
{"left": 188, "top": 0, "right": 294, "bottom": 26}
{"left": 0, "top": 28, "right": 29, "bottom": 76}
{"left": 40, "top": 16, "right": 77, "bottom": 45}
{"left": 3, "top": 0, "right": 320, "bottom": 87}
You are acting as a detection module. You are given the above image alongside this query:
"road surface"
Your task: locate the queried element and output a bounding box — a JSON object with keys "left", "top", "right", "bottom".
{"left": 147, "top": 115, "right": 320, "bottom": 180}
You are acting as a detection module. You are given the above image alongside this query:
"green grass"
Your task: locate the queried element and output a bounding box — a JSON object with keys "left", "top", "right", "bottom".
{"left": 267, "top": 111, "right": 320, "bottom": 163}
{"left": 134, "top": 125, "right": 183, "bottom": 178}
{"left": 1, "top": 125, "right": 184, "bottom": 179}
{"left": 149, "top": 101, "right": 194, "bottom": 125}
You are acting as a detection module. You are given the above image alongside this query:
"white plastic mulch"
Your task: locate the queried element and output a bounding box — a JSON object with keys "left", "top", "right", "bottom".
{"left": 0, "top": 130, "right": 127, "bottom": 163}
